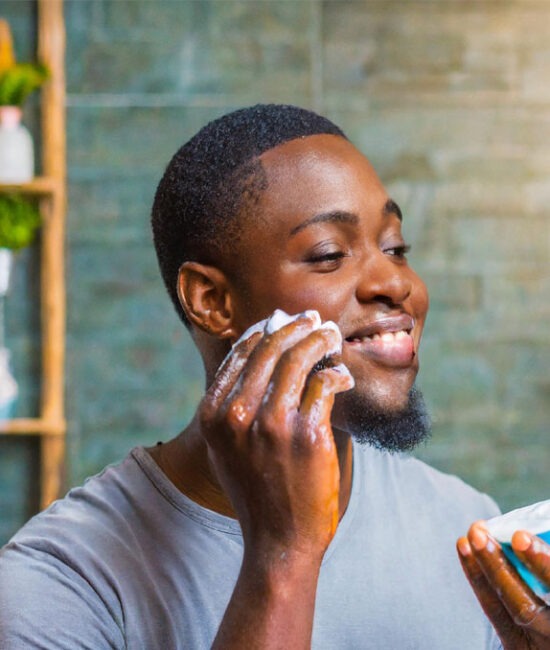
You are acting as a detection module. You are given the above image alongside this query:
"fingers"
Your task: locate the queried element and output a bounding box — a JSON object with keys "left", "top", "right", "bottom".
{"left": 202, "top": 330, "right": 264, "bottom": 419}
{"left": 466, "top": 522, "right": 545, "bottom": 626}
{"left": 202, "top": 309, "right": 353, "bottom": 460}
{"left": 257, "top": 323, "right": 344, "bottom": 427}
{"left": 224, "top": 315, "right": 340, "bottom": 433}
{"left": 298, "top": 365, "right": 354, "bottom": 447}
{"left": 457, "top": 536, "right": 522, "bottom": 646}
{"left": 512, "top": 531, "right": 550, "bottom": 589}
{"left": 202, "top": 312, "right": 318, "bottom": 430}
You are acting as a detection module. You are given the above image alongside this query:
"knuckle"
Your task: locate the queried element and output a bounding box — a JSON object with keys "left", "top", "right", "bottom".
{"left": 235, "top": 330, "right": 262, "bottom": 353}
{"left": 255, "top": 332, "right": 275, "bottom": 354}
{"left": 468, "top": 568, "right": 485, "bottom": 589}
{"left": 256, "top": 408, "right": 285, "bottom": 437}
{"left": 199, "top": 395, "right": 218, "bottom": 426}
{"left": 294, "top": 427, "right": 316, "bottom": 452}
{"left": 299, "top": 417, "right": 331, "bottom": 449}
{"left": 513, "top": 601, "right": 544, "bottom": 627}
{"left": 224, "top": 399, "right": 251, "bottom": 433}
{"left": 283, "top": 346, "right": 304, "bottom": 366}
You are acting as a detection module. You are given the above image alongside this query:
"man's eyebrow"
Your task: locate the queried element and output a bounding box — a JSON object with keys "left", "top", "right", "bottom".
{"left": 384, "top": 198, "right": 403, "bottom": 221}
{"left": 289, "top": 210, "right": 359, "bottom": 237}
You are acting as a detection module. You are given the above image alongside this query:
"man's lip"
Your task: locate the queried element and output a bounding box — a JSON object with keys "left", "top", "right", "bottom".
{"left": 344, "top": 314, "right": 415, "bottom": 341}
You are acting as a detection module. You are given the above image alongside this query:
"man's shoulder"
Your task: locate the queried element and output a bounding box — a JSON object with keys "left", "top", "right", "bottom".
{"left": 404, "top": 451, "right": 496, "bottom": 503}
{"left": 0, "top": 451, "right": 148, "bottom": 649}
{"left": 0, "top": 446, "right": 242, "bottom": 649}
{"left": 1, "top": 444, "right": 241, "bottom": 581}
{"left": 1, "top": 447, "right": 161, "bottom": 571}
{"left": 355, "top": 442, "right": 500, "bottom": 521}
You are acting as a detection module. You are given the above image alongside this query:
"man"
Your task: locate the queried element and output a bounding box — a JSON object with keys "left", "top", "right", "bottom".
{"left": 1, "top": 104, "right": 549, "bottom": 649}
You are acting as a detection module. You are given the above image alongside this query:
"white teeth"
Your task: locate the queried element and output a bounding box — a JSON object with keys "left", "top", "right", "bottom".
{"left": 347, "top": 330, "right": 410, "bottom": 343}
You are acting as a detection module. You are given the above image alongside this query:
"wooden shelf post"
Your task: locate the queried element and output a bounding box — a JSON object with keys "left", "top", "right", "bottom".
{"left": 0, "top": 1, "right": 67, "bottom": 510}
{"left": 37, "top": 0, "right": 66, "bottom": 509}
{"left": 0, "top": 1, "right": 67, "bottom": 512}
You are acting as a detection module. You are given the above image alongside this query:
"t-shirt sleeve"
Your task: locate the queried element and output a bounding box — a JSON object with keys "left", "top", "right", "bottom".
{"left": 0, "top": 543, "right": 125, "bottom": 650}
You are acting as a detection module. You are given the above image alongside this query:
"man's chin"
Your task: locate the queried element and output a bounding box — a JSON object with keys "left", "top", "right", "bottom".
{"left": 336, "top": 385, "right": 431, "bottom": 453}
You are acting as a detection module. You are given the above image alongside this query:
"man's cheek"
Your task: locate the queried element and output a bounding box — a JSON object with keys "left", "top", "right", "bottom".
{"left": 283, "top": 290, "right": 347, "bottom": 322}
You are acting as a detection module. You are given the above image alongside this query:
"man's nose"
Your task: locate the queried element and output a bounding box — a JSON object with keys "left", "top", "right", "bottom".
{"left": 355, "top": 253, "right": 412, "bottom": 306}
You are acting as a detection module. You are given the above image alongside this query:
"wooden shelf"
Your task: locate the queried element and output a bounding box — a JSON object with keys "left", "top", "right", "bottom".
{"left": 2, "top": 0, "right": 66, "bottom": 511}
{"left": 0, "top": 417, "right": 66, "bottom": 435}
{"left": 0, "top": 176, "right": 58, "bottom": 195}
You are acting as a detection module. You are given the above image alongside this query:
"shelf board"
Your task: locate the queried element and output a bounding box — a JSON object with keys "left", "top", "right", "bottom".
{"left": 0, "top": 176, "right": 57, "bottom": 195}
{"left": 0, "top": 417, "right": 66, "bottom": 436}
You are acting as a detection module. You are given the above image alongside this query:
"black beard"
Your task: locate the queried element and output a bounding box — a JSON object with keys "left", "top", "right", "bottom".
{"left": 339, "top": 385, "right": 431, "bottom": 452}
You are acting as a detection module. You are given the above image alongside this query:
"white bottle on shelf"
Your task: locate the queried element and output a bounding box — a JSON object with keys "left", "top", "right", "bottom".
{"left": 0, "top": 347, "right": 17, "bottom": 420}
{"left": 0, "top": 248, "right": 17, "bottom": 419}
{"left": 0, "top": 106, "right": 34, "bottom": 183}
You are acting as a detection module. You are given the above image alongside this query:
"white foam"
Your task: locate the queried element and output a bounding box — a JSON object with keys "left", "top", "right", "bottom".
{"left": 331, "top": 363, "right": 355, "bottom": 385}
{"left": 233, "top": 309, "right": 324, "bottom": 347}
{"left": 232, "top": 318, "right": 269, "bottom": 348}
{"left": 225, "top": 309, "right": 345, "bottom": 368}
{"left": 486, "top": 499, "right": 550, "bottom": 543}
{"left": 265, "top": 309, "right": 321, "bottom": 334}
{"left": 318, "top": 320, "right": 342, "bottom": 355}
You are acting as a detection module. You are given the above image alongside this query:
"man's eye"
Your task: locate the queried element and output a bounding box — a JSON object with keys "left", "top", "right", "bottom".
{"left": 305, "top": 249, "right": 348, "bottom": 271}
{"left": 308, "top": 251, "right": 346, "bottom": 263}
{"left": 385, "top": 244, "right": 411, "bottom": 259}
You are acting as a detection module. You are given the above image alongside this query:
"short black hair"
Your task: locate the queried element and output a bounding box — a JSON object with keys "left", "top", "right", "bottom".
{"left": 151, "top": 103, "right": 347, "bottom": 325}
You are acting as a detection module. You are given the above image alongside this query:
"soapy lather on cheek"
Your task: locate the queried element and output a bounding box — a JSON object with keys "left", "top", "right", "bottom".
{"left": 227, "top": 309, "right": 353, "bottom": 385}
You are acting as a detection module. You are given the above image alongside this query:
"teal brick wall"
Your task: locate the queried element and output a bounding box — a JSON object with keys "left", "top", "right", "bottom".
{"left": 2, "top": 0, "right": 550, "bottom": 544}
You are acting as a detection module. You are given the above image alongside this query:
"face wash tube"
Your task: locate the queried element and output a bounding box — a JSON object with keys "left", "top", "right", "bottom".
{"left": 486, "top": 500, "right": 550, "bottom": 604}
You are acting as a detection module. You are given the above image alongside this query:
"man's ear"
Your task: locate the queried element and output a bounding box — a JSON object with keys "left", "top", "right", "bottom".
{"left": 177, "top": 261, "right": 237, "bottom": 340}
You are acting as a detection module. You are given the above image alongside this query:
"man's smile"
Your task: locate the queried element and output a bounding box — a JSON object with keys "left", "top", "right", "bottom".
{"left": 343, "top": 314, "right": 416, "bottom": 368}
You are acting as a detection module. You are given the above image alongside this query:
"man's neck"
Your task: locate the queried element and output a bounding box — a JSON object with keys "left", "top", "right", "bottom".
{"left": 148, "top": 419, "right": 354, "bottom": 522}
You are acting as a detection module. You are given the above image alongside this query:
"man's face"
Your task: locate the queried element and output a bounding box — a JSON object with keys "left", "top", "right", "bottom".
{"left": 228, "top": 134, "right": 429, "bottom": 432}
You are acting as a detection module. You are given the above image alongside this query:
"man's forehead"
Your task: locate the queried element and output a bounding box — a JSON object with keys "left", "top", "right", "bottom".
{"left": 258, "top": 134, "right": 383, "bottom": 191}
{"left": 259, "top": 132, "right": 354, "bottom": 169}
{"left": 255, "top": 134, "right": 393, "bottom": 220}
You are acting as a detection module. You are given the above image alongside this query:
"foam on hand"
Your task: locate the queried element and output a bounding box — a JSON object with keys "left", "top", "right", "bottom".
{"left": 486, "top": 500, "right": 550, "bottom": 603}
{"left": 233, "top": 309, "right": 335, "bottom": 349}
{"left": 265, "top": 309, "right": 321, "bottom": 335}
{"left": 228, "top": 309, "right": 351, "bottom": 383}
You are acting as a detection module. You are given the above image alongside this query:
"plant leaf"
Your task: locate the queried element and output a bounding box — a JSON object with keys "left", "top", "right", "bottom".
{"left": 0, "top": 194, "right": 41, "bottom": 250}
{"left": 0, "top": 63, "right": 49, "bottom": 106}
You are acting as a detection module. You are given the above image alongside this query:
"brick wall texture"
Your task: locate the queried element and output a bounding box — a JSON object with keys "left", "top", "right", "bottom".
{"left": 2, "top": 0, "right": 550, "bottom": 543}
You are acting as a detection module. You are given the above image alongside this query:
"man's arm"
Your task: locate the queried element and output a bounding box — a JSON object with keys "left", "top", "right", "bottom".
{"left": 458, "top": 523, "right": 550, "bottom": 649}
{"left": 199, "top": 312, "right": 353, "bottom": 648}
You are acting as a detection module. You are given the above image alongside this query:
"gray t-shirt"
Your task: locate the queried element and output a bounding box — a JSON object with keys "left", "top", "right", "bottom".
{"left": 0, "top": 442, "right": 501, "bottom": 649}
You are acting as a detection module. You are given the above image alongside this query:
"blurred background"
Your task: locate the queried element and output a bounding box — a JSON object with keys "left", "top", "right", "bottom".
{"left": 2, "top": 0, "right": 550, "bottom": 545}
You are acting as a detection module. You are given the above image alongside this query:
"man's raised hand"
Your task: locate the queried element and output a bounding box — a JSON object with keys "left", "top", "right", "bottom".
{"left": 200, "top": 310, "right": 353, "bottom": 557}
{"left": 200, "top": 311, "right": 354, "bottom": 649}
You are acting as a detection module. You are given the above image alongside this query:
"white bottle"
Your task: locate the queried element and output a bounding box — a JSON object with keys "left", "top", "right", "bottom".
{"left": 0, "top": 248, "right": 13, "bottom": 295}
{"left": 0, "top": 249, "right": 17, "bottom": 420}
{"left": 0, "top": 106, "right": 34, "bottom": 183}
{"left": 0, "top": 347, "right": 18, "bottom": 420}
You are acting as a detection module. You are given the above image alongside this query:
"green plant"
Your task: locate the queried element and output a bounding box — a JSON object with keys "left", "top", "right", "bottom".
{"left": 0, "top": 194, "right": 41, "bottom": 250}
{"left": 0, "top": 62, "right": 49, "bottom": 107}
{"left": 0, "top": 18, "right": 49, "bottom": 107}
